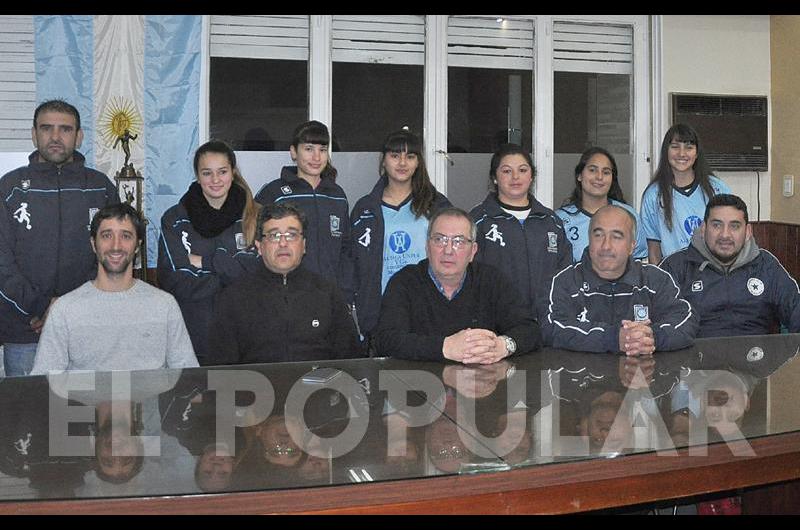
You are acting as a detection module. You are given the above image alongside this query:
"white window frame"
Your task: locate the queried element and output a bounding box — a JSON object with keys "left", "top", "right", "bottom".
{"left": 200, "top": 14, "right": 652, "bottom": 209}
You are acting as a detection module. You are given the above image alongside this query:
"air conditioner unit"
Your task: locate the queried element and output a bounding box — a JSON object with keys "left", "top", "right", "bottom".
{"left": 671, "top": 93, "right": 768, "bottom": 172}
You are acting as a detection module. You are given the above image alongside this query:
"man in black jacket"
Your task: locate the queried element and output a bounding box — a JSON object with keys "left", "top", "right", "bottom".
{"left": 374, "top": 207, "right": 541, "bottom": 363}
{"left": 660, "top": 193, "right": 800, "bottom": 337}
{"left": 211, "top": 203, "right": 361, "bottom": 365}
{"left": 0, "top": 100, "right": 118, "bottom": 376}
{"left": 544, "top": 205, "right": 698, "bottom": 355}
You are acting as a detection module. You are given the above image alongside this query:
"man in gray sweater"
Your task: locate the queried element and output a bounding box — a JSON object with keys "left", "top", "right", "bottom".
{"left": 32, "top": 203, "right": 198, "bottom": 373}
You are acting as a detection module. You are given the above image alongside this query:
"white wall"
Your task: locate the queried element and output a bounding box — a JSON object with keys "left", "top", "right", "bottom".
{"left": 661, "top": 15, "right": 772, "bottom": 221}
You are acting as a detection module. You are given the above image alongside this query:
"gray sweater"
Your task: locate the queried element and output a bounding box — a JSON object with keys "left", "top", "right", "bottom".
{"left": 32, "top": 280, "right": 199, "bottom": 373}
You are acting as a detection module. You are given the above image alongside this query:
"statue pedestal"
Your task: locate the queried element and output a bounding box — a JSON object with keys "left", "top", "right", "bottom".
{"left": 114, "top": 164, "right": 148, "bottom": 281}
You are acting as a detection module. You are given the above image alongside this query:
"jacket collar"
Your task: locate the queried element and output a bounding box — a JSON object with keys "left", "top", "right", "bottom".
{"left": 280, "top": 165, "right": 337, "bottom": 193}
{"left": 256, "top": 260, "right": 307, "bottom": 284}
{"left": 27, "top": 150, "right": 88, "bottom": 172}
{"left": 481, "top": 193, "right": 550, "bottom": 219}
{"left": 578, "top": 247, "right": 640, "bottom": 290}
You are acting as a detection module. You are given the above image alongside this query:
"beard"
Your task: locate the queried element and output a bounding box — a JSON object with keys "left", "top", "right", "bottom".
{"left": 99, "top": 252, "right": 134, "bottom": 276}
{"left": 708, "top": 240, "right": 741, "bottom": 264}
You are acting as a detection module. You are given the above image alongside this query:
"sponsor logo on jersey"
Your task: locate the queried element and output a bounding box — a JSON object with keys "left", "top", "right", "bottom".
{"left": 683, "top": 215, "right": 702, "bottom": 236}
{"left": 484, "top": 224, "right": 505, "bottom": 247}
{"left": 358, "top": 227, "right": 371, "bottom": 248}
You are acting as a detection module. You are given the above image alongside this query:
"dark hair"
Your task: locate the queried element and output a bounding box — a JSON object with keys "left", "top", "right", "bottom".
{"left": 488, "top": 143, "right": 535, "bottom": 194}
{"left": 562, "top": 146, "right": 626, "bottom": 207}
{"left": 648, "top": 123, "right": 717, "bottom": 231}
{"left": 256, "top": 202, "right": 308, "bottom": 240}
{"left": 704, "top": 193, "right": 749, "bottom": 224}
{"left": 291, "top": 120, "right": 338, "bottom": 182}
{"left": 427, "top": 206, "right": 477, "bottom": 242}
{"left": 194, "top": 140, "right": 261, "bottom": 245}
{"left": 33, "top": 99, "right": 81, "bottom": 130}
{"left": 90, "top": 203, "right": 145, "bottom": 242}
{"left": 380, "top": 129, "right": 437, "bottom": 219}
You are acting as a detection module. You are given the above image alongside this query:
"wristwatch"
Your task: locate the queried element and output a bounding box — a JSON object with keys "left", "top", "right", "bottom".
{"left": 501, "top": 335, "right": 517, "bottom": 356}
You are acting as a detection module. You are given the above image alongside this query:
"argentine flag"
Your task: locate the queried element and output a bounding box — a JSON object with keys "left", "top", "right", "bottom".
{"left": 35, "top": 15, "right": 201, "bottom": 267}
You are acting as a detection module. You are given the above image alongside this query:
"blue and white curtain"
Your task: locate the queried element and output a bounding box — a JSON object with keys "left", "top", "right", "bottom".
{"left": 34, "top": 15, "right": 201, "bottom": 267}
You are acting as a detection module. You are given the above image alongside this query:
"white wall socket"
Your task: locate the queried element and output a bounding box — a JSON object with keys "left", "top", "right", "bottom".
{"left": 783, "top": 175, "right": 794, "bottom": 197}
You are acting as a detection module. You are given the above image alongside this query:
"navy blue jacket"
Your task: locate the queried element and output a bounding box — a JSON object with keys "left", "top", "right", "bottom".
{"left": 255, "top": 166, "right": 354, "bottom": 303}
{"left": 157, "top": 199, "right": 259, "bottom": 365}
{"left": 0, "top": 151, "right": 118, "bottom": 343}
{"left": 350, "top": 176, "right": 451, "bottom": 337}
{"left": 470, "top": 194, "right": 572, "bottom": 321}
{"left": 660, "top": 241, "right": 800, "bottom": 338}
{"left": 543, "top": 250, "right": 699, "bottom": 352}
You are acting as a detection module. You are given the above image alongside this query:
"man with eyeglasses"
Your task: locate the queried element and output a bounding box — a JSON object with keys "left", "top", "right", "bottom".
{"left": 374, "top": 207, "right": 541, "bottom": 363}
{"left": 211, "top": 203, "right": 361, "bottom": 364}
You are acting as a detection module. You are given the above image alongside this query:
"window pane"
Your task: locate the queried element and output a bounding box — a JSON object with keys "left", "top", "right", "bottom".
{"left": 332, "top": 62, "right": 423, "bottom": 152}
{"left": 209, "top": 57, "right": 308, "bottom": 151}
{"left": 447, "top": 67, "right": 533, "bottom": 209}
{"left": 331, "top": 62, "right": 424, "bottom": 206}
{"left": 448, "top": 68, "right": 532, "bottom": 153}
{"left": 553, "top": 71, "right": 632, "bottom": 206}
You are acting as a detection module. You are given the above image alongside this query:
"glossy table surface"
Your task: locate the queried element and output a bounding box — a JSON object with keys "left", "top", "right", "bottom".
{"left": 1, "top": 333, "right": 799, "bottom": 512}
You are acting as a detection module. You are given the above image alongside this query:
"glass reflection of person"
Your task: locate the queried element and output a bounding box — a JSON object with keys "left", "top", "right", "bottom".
{"left": 195, "top": 443, "right": 236, "bottom": 492}
{"left": 494, "top": 410, "right": 532, "bottom": 465}
{"left": 255, "top": 415, "right": 304, "bottom": 468}
{"left": 426, "top": 415, "right": 471, "bottom": 474}
{"left": 92, "top": 401, "right": 145, "bottom": 485}
{"left": 578, "top": 391, "right": 633, "bottom": 455}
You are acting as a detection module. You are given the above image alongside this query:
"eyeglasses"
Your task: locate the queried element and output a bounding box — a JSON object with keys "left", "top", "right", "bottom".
{"left": 262, "top": 230, "right": 303, "bottom": 243}
{"left": 264, "top": 442, "right": 298, "bottom": 458}
{"left": 433, "top": 444, "right": 464, "bottom": 461}
{"left": 429, "top": 233, "right": 473, "bottom": 250}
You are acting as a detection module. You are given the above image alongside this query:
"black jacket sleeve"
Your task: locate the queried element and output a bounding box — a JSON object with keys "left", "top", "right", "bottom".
{"left": 328, "top": 284, "right": 365, "bottom": 359}
{"left": 157, "top": 214, "right": 222, "bottom": 303}
{"left": 491, "top": 269, "right": 542, "bottom": 355}
{"left": 646, "top": 264, "right": 699, "bottom": 351}
{"left": 374, "top": 273, "right": 447, "bottom": 361}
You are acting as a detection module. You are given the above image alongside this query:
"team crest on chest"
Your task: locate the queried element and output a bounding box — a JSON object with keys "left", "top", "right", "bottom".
{"left": 747, "top": 278, "right": 765, "bottom": 296}
{"left": 235, "top": 232, "right": 246, "bottom": 250}
{"left": 633, "top": 304, "right": 649, "bottom": 322}
{"left": 281, "top": 185, "right": 292, "bottom": 195}
{"left": 330, "top": 215, "right": 342, "bottom": 237}
{"left": 547, "top": 232, "right": 558, "bottom": 253}
{"left": 21, "top": 179, "right": 30, "bottom": 190}
{"left": 692, "top": 280, "right": 703, "bottom": 292}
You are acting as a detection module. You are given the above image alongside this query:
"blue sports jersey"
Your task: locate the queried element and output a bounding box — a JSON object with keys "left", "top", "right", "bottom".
{"left": 556, "top": 199, "right": 648, "bottom": 262}
{"left": 381, "top": 201, "right": 429, "bottom": 293}
{"left": 639, "top": 176, "right": 731, "bottom": 259}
